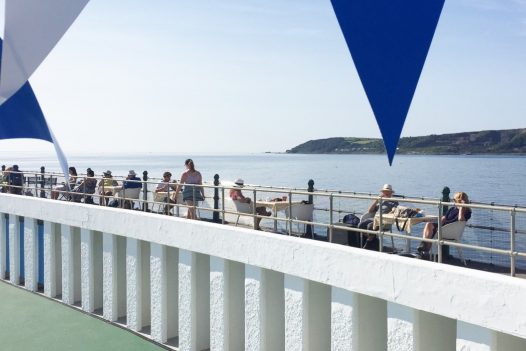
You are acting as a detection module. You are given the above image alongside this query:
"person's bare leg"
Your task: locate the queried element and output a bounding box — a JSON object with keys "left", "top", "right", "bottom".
{"left": 420, "top": 223, "right": 435, "bottom": 252}
{"left": 186, "top": 200, "right": 195, "bottom": 219}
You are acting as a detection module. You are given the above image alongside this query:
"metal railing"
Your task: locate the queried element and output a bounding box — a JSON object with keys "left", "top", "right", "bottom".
{"left": 2, "top": 168, "right": 526, "bottom": 277}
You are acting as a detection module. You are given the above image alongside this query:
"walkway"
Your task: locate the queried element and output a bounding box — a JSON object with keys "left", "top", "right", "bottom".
{"left": 0, "top": 281, "right": 164, "bottom": 351}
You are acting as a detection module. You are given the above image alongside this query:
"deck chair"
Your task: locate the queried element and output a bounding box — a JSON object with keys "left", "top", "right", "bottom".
{"left": 153, "top": 192, "right": 183, "bottom": 215}
{"left": 119, "top": 187, "right": 141, "bottom": 209}
{"left": 431, "top": 221, "right": 467, "bottom": 266}
{"left": 231, "top": 199, "right": 253, "bottom": 226}
{"left": 285, "top": 203, "right": 314, "bottom": 236}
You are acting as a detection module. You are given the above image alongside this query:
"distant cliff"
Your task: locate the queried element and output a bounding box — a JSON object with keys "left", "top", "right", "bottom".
{"left": 286, "top": 129, "right": 526, "bottom": 155}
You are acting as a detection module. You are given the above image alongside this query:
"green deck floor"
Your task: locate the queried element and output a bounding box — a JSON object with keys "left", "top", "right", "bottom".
{"left": 0, "top": 281, "right": 165, "bottom": 351}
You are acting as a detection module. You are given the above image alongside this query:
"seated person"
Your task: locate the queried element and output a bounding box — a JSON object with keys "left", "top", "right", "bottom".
{"left": 51, "top": 166, "right": 78, "bottom": 200}
{"left": 230, "top": 178, "right": 271, "bottom": 230}
{"left": 98, "top": 170, "right": 118, "bottom": 205}
{"left": 123, "top": 170, "right": 142, "bottom": 189}
{"left": 71, "top": 168, "right": 97, "bottom": 203}
{"left": 1, "top": 167, "right": 12, "bottom": 193}
{"left": 121, "top": 170, "right": 142, "bottom": 209}
{"left": 359, "top": 184, "right": 399, "bottom": 251}
{"left": 8, "top": 165, "right": 24, "bottom": 195}
{"left": 417, "top": 191, "right": 472, "bottom": 256}
{"left": 156, "top": 171, "right": 176, "bottom": 214}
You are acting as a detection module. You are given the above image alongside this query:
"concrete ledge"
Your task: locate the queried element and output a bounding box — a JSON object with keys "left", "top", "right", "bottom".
{"left": 2, "top": 194, "right": 526, "bottom": 339}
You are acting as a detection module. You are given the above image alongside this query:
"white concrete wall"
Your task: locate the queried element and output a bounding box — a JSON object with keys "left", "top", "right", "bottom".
{"left": 2, "top": 194, "right": 526, "bottom": 351}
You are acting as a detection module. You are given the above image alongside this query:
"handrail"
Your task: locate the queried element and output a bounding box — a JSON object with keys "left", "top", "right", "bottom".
{"left": 1, "top": 168, "right": 525, "bottom": 277}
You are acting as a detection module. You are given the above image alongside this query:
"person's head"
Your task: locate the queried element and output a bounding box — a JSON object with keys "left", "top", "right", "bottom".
{"left": 454, "top": 191, "right": 469, "bottom": 204}
{"left": 163, "top": 171, "right": 172, "bottom": 181}
{"left": 380, "top": 184, "right": 394, "bottom": 197}
{"left": 128, "top": 170, "right": 137, "bottom": 179}
{"left": 103, "top": 170, "right": 112, "bottom": 178}
{"left": 185, "top": 159, "right": 195, "bottom": 171}
{"left": 234, "top": 178, "right": 244, "bottom": 188}
{"left": 68, "top": 167, "right": 77, "bottom": 176}
{"left": 12, "top": 165, "right": 19, "bottom": 171}
{"left": 87, "top": 168, "right": 94, "bottom": 177}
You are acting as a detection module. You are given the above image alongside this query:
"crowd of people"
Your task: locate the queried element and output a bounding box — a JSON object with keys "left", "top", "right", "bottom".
{"left": 1, "top": 163, "right": 472, "bottom": 259}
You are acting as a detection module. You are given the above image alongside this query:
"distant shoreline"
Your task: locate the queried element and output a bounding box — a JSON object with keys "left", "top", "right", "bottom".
{"left": 286, "top": 128, "right": 526, "bottom": 155}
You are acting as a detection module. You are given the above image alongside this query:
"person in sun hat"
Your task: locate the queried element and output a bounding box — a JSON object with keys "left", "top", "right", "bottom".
{"left": 229, "top": 178, "right": 271, "bottom": 230}
{"left": 358, "top": 183, "right": 399, "bottom": 251}
{"left": 98, "top": 169, "right": 118, "bottom": 205}
{"left": 123, "top": 170, "right": 142, "bottom": 189}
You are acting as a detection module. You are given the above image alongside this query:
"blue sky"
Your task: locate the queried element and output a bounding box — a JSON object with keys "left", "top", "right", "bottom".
{"left": 1, "top": 0, "right": 525, "bottom": 154}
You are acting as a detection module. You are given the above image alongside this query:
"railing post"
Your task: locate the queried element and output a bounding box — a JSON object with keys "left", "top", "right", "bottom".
{"left": 213, "top": 174, "right": 220, "bottom": 223}
{"left": 437, "top": 202, "right": 443, "bottom": 263}
{"left": 40, "top": 166, "right": 46, "bottom": 198}
{"left": 329, "top": 194, "right": 334, "bottom": 243}
{"left": 142, "top": 171, "right": 148, "bottom": 212}
{"left": 378, "top": 197, "right": 383, "bottom": 252}
{"left": 252, "top": 189, "right": 257, "bottom": 230}
{"left": 510, "top": 208, "right": 516, "bottom": 277}
{"left": 441, "top": 186, "right": 451, "bottom": 258}
{"left": 306, "top": 179, "right": 314, "bottom": 239}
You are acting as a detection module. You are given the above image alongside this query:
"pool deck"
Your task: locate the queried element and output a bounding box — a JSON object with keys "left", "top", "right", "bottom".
{"left": 0, "top": 281, "right": 166, "bottom": 351}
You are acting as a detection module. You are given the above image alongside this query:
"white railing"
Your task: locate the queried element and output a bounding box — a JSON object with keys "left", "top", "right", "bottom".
{"left": 1, "top": 193, "right": 526, "bottom": 350}
{"left": 3, "top": 169, "right": 526, "bottom": 276}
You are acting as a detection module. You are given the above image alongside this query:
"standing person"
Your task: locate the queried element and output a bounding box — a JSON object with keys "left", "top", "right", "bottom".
{"left": 417, "top": 191, "right": 472, "bottom": 256}
{"left": 175, "top": 159, "right": 204, "bottom": 220}
{"left": 359, "top": 184, "right": 399, "bottom": 251}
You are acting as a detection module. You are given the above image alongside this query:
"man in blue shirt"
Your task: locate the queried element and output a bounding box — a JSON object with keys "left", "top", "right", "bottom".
{"left": 123, "top": 170, "right": 142, "bottom": 189}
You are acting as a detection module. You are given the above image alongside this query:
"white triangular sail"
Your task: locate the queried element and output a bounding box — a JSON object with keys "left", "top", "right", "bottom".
{"left": 0, "top": 0, "right": 89, "bottom": 103}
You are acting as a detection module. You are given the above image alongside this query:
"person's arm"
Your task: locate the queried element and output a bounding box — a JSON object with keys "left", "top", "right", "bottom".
{"left": 367, "top": 199, "right": 378, "bottom": 214}
{"left": 198, "top": 172, "right": 205, "bottom": 198}
{"left": 174, "top": 173, "right": 186, "bottom": 198}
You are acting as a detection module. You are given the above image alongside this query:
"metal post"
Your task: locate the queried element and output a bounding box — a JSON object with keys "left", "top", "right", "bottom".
{"left": 378, "top": 197, "right": 383, "bottom": 252}
{"left": 40, "top": 166, "right": 46, "bottom": 198}
{"left": 221, "top": 187, "right": 225, "bottom": 225}
{"left": 252, "top": 189, "right": 257, "bottom": 230}
{"left": 510, "top": 209, "right": 516, "bottom": 277}
{"left": 306, "top": 179, "right": 314, "bottom": 239}
{"left": 34, "top": 172, "right": 38, "bottom": 197}
{"left": 213, "top": 174, "right": 220, "bottom": 223}
{"left": 142, "top": 171, "right": 148, "bottom": 212}
{"left": 329, "top": 194, "right": 334, "bottom": 243}
{"left": 288, "top": 191, "right": 293, "bottom": 236}
{"left": 441, "top": 186, "right": 451, "bottom": 258}
{"left": 437, "top": 203, "right": 443, "bottom": 263}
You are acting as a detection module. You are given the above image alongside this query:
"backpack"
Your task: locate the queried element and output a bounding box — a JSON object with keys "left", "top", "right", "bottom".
{"left": 342, "top": 213, "right": 361, "bottom": 227}
{"left": 108, "top": 199, "right": 120, "bottom": 207}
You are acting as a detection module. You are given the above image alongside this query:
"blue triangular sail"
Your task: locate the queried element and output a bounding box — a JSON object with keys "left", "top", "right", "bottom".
{"left": 331, "top": 0, "right": 445, "bottom": 164}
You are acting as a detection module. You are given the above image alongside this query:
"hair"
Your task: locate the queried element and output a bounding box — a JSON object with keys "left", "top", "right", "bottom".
{"left": 68, "top": 167, "right": 77, "bottom": 176}
{"left": 454, "top": 191, "right": 469, "bottom": 203}
{"left": 163, "top": 171, "right": 172, "bottom": 178}
{"left": 185, "top": 159, "right": 195, "bottom": 171}
{"left": 87, "top": 168, "right": 94, "bottom": 177}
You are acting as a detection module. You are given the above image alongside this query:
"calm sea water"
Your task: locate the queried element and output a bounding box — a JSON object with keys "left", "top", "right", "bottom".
{"left": 2, "top": 153, "right": 525, "bottom": 206}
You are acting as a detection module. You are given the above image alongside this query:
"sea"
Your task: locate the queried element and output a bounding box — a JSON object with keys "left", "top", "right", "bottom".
{"left": 2, "top": 153, "right": 526, "bottom": 269}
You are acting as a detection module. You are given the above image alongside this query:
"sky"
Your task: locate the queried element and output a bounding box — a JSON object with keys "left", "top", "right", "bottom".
{"left": 0, "top": 0, "right": 525, "bottom": 155}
